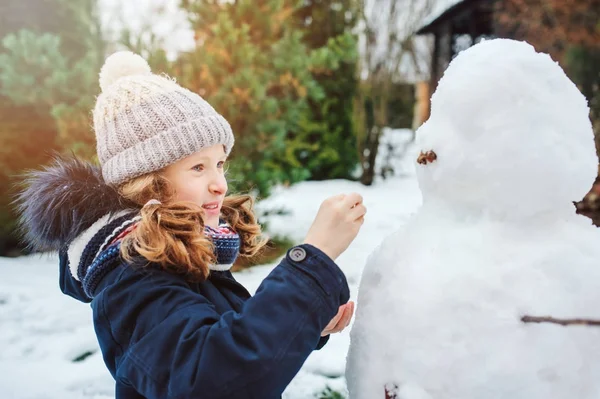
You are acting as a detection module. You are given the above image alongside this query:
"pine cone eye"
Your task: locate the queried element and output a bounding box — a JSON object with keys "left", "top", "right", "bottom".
{"left": 417, "top": 150, "right": 437, "bottom": 165}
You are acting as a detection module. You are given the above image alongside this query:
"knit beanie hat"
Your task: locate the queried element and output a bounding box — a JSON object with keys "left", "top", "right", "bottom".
{"left": 93, "top": 51, "right": 235, "bottom": 186}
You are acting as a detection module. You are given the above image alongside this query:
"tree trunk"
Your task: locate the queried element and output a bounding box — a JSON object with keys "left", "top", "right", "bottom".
{"left": 360, "top": 125, "right": 381, "bottom": 185}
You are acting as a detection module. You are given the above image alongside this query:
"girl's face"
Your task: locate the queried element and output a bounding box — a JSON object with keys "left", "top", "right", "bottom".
{"left": 162, "top": 144, "right": 228, "bottom": 228}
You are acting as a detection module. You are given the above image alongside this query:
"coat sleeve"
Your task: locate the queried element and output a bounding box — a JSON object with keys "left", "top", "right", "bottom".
{"left": 95, "top": 244, "right": 350, "bottom": 399}
{"left": 316, "top": 335, "right": 330, "bottom": 350}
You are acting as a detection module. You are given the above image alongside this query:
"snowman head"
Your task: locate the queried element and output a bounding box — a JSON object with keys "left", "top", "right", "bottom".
{"left": 416, "top": 39, "right": 597, "bottom": 222}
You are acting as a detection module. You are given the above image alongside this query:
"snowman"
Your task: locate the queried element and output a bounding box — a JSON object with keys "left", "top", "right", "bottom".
{"left": 346, "top": 39, "right": 600, "bottom": 399}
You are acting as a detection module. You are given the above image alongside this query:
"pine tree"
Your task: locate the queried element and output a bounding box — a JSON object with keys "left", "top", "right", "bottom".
{"left": 293, "top": 0, "right": 360, "bottom": 180}
{"left": 0, "top": 97, "right": 56, "bottom": 255}
{"left": 178, "top": 0, "right": 355, "bottom": 195}
{"left": 0, "top": 0, "right": 104, "bottom": 160}
{"left": 0, "top": 30, "right": 102, "bottom": 159}
{"left": 0, "top": 0, "right": 104, "bottom": 254}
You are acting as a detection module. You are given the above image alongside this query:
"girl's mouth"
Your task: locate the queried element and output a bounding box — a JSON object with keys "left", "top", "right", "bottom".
{"left": 202, "top": 202, "right": 221, "bottom": 214}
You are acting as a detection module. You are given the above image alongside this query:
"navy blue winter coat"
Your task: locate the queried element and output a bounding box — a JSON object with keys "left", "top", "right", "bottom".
{"left": 59, "top": 243, "right": 350, "bottom": 399}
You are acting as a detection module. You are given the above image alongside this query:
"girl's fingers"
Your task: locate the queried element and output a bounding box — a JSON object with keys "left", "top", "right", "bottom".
{"left": 345, "top": 301, "right": 355, "bottom": 328}
{"left": 333, "top": 302, "right": 354, "bottom": 332}
{"left": 343, "top": 193, "right": 363, "bottom": 209}
{"left": 325, "top": 305, "right": 345, "bottom": 330}
{"left": 349, "top": 204, "right": 367, "bottom": 222}
{"left": 322, "top": 302, "right": 355, "bottom": 335}
{"left": 341, "top": 301, "right": 354, "bottom": 328}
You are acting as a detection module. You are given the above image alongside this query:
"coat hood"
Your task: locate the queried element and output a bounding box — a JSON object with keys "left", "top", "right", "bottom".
{"left": 15, "top": 156, "right": 138, "bottom": 301}
{"left": 15, "top": 156, "right": 130, "bottom": 252}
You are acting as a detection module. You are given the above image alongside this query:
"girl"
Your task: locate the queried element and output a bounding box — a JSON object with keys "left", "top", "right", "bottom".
{"left": 16, "top": 51, "right": 366, "bottom": 398}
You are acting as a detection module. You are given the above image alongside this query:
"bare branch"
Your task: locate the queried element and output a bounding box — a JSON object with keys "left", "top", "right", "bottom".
{"left": 521, "top": 315, "right": 600, "bottom": 327}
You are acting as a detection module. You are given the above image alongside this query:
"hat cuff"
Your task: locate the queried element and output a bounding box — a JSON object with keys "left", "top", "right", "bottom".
{"left": 101, "top": 115, "right": 234, "bottom": 186}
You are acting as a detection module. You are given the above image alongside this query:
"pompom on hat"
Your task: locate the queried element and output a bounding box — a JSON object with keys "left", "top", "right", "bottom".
{"left": 98, "top": 51, "right": 152, "bottom": 92}
{"left": 93, "top": 51, "right": 234, "bottom": 186}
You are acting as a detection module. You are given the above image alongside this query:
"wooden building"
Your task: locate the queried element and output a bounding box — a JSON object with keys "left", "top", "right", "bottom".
{"left": 416, "top": 0, "right": 498, "bottom": 94}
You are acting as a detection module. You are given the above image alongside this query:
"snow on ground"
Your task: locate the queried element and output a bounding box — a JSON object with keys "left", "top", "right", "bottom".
{"left": 0, "top": 129, "right": 421, "bottom": 398}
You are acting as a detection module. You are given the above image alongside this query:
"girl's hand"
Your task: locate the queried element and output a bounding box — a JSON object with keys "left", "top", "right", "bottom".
{"left": 304, "top": 193, "right": 366, "bottom": 261}
{"left": 321, "top": 301, "right": 355, "bottom": 336}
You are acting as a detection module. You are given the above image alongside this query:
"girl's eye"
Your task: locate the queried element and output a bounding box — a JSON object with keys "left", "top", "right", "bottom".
{"left": 192, "top": 164, "right": 204, "bottom": 172}
{"left": 217, "top": 161, "right": 225, "bottom": 168}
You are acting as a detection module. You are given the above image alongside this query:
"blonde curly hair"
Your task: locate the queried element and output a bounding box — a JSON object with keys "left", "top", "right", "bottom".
{"left": 117, "top": 172, "right": 267, "bottom": 281}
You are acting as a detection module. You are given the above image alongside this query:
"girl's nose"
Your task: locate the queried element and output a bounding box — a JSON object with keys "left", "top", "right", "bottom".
{"left": 208, "top": 174, "right": 227, "bottom": 195}
{"left": 209, "top": 183, "right": 225, "bottom": 195}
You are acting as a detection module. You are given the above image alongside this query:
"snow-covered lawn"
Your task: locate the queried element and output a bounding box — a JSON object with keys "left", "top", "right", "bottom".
{"left": 0, "top": 130, "right": 420, "bottom": 399}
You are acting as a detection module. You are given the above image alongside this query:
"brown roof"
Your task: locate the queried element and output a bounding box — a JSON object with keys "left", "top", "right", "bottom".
{"left": 417, "top": 0, "right": 478, "bottom": 34}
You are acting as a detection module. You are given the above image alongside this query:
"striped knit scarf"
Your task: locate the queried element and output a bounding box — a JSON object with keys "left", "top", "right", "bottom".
{"left": 70, "top": 212, "right": 240, "bottom": 298}
{"left": 204, "top": 221, "right": 241, "bottom": 270}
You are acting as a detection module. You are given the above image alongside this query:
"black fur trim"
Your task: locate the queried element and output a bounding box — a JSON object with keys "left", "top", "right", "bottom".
{"left": 14, "top": 156, "right": 130, "bottom": 252}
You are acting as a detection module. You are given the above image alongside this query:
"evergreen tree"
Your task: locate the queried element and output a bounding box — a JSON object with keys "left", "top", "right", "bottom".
{"left": 0, "top": 97, "right": 56, "bottom": 255}
{"left": 0, "top": 0, "right": 104, "bottom": 254}
{"left": 0, "top": 0, "right": 104, "bottom": 159}
{"left": 179, "top": 0, "right": 357, "bottom": 195}
{"left": 293, "top": 0, "right": 359, "bottom": 180}
{"left": 0, "top": 29, "right": 101, "bottom": 159}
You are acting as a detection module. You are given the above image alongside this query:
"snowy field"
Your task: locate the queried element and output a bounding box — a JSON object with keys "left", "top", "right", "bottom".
{"left": 0, "top": 129, "right": 420, "bottom": 399}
